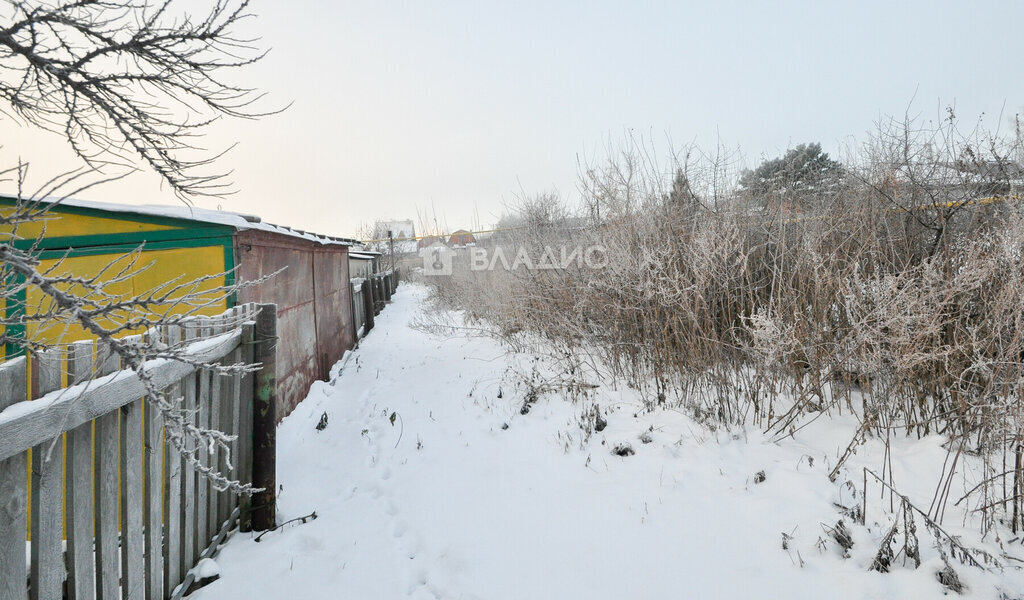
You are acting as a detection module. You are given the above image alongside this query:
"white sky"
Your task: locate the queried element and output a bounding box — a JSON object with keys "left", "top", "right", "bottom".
{"left": 3, "top": 0, "right": 1023, "bottom": 238}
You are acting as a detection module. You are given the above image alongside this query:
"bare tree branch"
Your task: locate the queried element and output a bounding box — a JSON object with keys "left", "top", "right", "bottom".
{"left": 0, "top": 0, "right": 276, "bottom": 199}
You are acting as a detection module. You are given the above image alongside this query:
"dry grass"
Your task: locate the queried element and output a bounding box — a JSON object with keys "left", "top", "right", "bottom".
{"left": 420, "top": 112, "right": 1024, "bottom": 535}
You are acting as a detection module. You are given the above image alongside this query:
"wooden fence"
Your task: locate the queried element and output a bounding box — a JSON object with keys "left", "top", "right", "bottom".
{"left": 0, "top": 303, "right": 278, "bottom": 600}
{"left": 350, "top": 268, "right": 399, "bottom": 341}
{"left": 351, "top": 279, "right": 367, "bottom": 338}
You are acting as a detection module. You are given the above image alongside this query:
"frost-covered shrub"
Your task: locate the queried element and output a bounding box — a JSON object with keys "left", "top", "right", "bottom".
{"left": 420, "top": 114, "right": 1024, "bottom": 533}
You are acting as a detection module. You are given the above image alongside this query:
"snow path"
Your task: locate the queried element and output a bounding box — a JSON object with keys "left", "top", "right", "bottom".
{"left": 197, "top": 284, "right": 1019, "bottom": 600}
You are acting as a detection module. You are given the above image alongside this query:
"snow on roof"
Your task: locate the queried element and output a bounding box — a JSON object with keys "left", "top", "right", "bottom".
{"left": 349, "top": 252, "right": 379, "bottom": 260}
{"left": 25, "top": 197, "right": 358, "bottom": 246}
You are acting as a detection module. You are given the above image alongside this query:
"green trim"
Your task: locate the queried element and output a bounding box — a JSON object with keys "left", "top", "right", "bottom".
{"left": 30, "top": 235, "right": 235, "bottom": 259}
{"left": 2, "top": 236, "right": 235, "bottom": 356}
{"left": 11, "top": 225, "right": 234, "bottom": 251}
{"left": 0, "top": 194, "right": 236, "bottom": 231}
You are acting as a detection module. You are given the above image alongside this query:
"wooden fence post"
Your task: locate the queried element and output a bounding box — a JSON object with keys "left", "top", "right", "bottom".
{"left": 374, "top": 276, "right": 384, "bottom": 314}
{"left": 30, "top": 349, "right": 64, "bottom": 600}
{"left": 370, "top": 276, "right": 379, "bottom": 315}
{"left": 195, "top": 319, "right": 211, "bottom": 559}
{"left": 361, "top": 278, "right": 375, "bottom": 333}
{"left": 143, "top": 331, "right": 165, "bottom": 600}
{"left": 0, "top": 356, "right": 28, "bottom": 600}
{"left": 248, "top": 303, "right": 277, "bottom": 532}
{"left": 94, "top": 344, "right": 120, "bottom": 600}
{"left": 66, "top": 342, "right": 96, "bottom": 600}
{"left": 179, "top": 323, "right": 199, "bottom": 574}
{"left": 372, "top": 274, "right": 380, "bottom": 315}
{"left": 163, "top": 324, "right": 183, "bottom": 596}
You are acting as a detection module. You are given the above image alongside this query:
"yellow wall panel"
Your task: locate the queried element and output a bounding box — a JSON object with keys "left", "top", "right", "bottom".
{"left": 0, "top": 207, "right": 179, "bottom": 241}
{"left": 23, "top": 245, "right": 229, "bottom": 349}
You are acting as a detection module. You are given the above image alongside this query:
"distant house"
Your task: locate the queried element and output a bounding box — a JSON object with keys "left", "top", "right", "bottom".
{"left": 448, "top": 230, "right": 476, "bottom": 247}
{"left": 373, "top": 220, "right": 417, "bottom": 254}
{"left": 417, "top": 235, "right": 443, "bottom": 250}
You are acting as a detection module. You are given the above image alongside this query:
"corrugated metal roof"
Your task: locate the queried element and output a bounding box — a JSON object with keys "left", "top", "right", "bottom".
{"left": 20, "top": 197, "right": 359, "bottom": 246}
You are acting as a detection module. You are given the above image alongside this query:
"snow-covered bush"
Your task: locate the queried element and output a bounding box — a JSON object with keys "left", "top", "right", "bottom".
{"left": 419, "top": 113, "right": 1024, "bottom": 537}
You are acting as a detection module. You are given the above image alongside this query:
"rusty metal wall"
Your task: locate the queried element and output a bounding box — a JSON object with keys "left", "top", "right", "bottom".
{"left": 313, "top": 246, "right": 355, "bottom": 378}
{"left": 234, "top": 230, "right": 352, "bottom": 420}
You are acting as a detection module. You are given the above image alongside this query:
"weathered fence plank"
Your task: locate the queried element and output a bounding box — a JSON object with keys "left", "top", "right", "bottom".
{"left": 95, "top": 345, "right": 120, "bottom": 600}
{"left": 29, "top": 349, "right": 65, "bottom": 600}
{"left": 207, "top": 316, "right": 225, "bottom": 542}
{"left": 195, "top": 322, "right": 210, "bottom": 558}
{"left": 144, "top": 376, "right": 164, "bottom": 600}
{"left": 0, "top": 356, "right": 28, "bottom": 600}
{"left": 181, "top": 322, "right": 198, "bottom": 575}
{"left": 121, "top": 395, "right": 145, "bottom": 600}
{"left": 231, "top": 305, "right": 255, "bottom": 522}
{"left": 227, "top": 355, "right": 243, "bottom": 529}
{"left": 66, "top": 341, "right": 97, "bottom": 600}
{"left": 237, "top": 321, "right": 255, "bottom": 532}
{"left": 163, "top": 324, "right": 183, "bottom": 597}
{"left": 217, "top": 348, "right": 237, "bottom": 529}
{"left": 208, "top": 367, "right": 223, "bottom": 539}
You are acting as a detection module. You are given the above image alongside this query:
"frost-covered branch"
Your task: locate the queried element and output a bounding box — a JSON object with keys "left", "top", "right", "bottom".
{"left": 0, "top": 0, "right": 274, "bottom": 198}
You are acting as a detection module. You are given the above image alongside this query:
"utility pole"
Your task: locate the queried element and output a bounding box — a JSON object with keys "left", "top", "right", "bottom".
{"left": 388, "top": 229, "right": 395, "bottom": 274}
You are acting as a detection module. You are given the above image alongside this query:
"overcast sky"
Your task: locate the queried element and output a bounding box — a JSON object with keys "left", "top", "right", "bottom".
{"left": 3, "top": 0, "right": 1023, "bottom": 238}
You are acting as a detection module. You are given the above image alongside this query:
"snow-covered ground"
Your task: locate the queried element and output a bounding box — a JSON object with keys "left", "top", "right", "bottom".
{"left": 196, "top": 284, "right": 1024, "bottom": 600}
